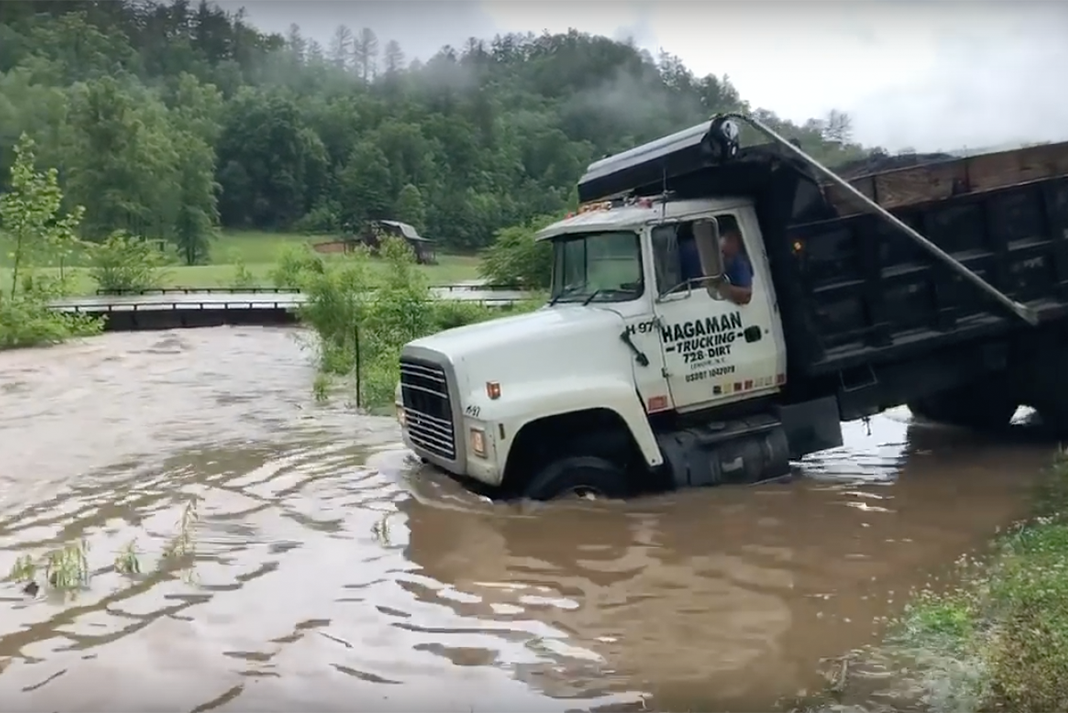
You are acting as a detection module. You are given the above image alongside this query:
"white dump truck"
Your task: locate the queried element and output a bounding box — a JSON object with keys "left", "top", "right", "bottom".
{"left": 395, "top": 114, "right": 1068, "bottom": 500}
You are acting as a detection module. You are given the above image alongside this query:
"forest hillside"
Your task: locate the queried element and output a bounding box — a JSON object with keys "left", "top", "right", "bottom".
{"left": 0, "top": 0, "right": 877, "bottom": 261}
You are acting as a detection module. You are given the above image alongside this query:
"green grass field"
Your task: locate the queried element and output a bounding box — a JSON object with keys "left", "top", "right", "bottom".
{"left": 0, "top": 230, "right": 482, "bottom": 295}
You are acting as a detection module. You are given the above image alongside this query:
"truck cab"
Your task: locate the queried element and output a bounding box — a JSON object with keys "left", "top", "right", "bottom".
{"left": 395, "top": 192, "right": 817, "bottom": 500}
{"left": 396, "top": 114, "right": 1068, "bottom": 500}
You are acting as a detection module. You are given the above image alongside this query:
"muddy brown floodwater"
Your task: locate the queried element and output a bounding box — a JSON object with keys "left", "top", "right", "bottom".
{"left": 0, "top": 326, "right": 1056, "bottom": 712}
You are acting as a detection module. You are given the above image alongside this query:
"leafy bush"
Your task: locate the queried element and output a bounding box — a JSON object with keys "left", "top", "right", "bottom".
{"left": 87, "top": 230, "right": 170, "bottom": 293}
{"left": 478, "top": 216, "right": 556, "bottom": 289}
{"left": 278, "top": 236, "right": 541, "bottom": 409}
{"left": 270, "top": 242, "right": 325, "bottom": 289}
{"left": 0, "top": 294, "right": 101, "bottom": 348}
{"left": 293, "top": 200, "right": 342, "bottom": 234}
{"left": 0, "top": 133, "right": 103, "bottom": 349}
{"left": 226, "top": 250, "right": 257, "bottom": 288}
{"left": 431, "top": 300, "right": 500, "bottom": 330}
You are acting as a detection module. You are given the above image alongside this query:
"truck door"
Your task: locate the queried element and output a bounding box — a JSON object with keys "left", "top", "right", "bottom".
{"left": 650, "top": 213, "right": 784, "bottom": 412}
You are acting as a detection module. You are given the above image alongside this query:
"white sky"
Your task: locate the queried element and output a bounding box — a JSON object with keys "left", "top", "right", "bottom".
{"left": 230, "top": 0, "right": 1068, "bottom": 153}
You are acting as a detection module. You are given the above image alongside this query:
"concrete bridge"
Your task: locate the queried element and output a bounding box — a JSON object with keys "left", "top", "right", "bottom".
{"left": 47, "top": 284, "right": 533, "bottom": 331}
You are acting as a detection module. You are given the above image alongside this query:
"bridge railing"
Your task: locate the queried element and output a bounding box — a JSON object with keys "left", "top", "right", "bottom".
{"left": 94, "top": 287, "right": 301, "bottom": 296}
{"left": 54, "top": 297, "right": 526, "bottom": 313}
{"left": 93, "top": 283, "right": 525, "bottom": 296}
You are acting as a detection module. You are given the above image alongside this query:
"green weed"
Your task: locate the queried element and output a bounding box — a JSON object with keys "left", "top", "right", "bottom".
{"left": 114, "top": 539, "right": 141, "bottom": 576}
{"left": 861, "top": 451, "right": 1068, "bottom": 713}
{"left": 8, "top": 496, "right": 201, "bottom": 596}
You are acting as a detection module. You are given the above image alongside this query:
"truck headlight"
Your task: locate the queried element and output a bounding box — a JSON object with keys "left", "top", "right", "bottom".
{"left": 469, "top": 427, "right": 486, "bottom": 458}
{"left": 396, "top": 405, "right": 406, "bottom": 427}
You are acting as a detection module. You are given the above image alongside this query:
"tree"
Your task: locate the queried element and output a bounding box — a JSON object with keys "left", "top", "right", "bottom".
{"left": 172, "top": 132, "right": 219, "bottom": 264}
{"left": 65, "top": 76, "right": 180, "bottom": 241}
{"left": 394, "top": 183, "right": 426, "bottom": 233}
{"left": 214, "top": 88, "right": 319, "bottom": 228}
{"left": 0, "top": 4, "right": 884, "bottom": 258}
{"left": 822, "top": 109, "right": 853, "bottom": 145}
{"left": 329, "top": 24, "right": 353, "bottom": 70}
{"left": 383, "top": 39, "right": 404, "bottom": 75}
{"left": 0, "top": 132, "right": 101, "bottom": 351}
{"left": 0, "top": 133, "right": 84, "bottom": 297}
{"left": 353, "top": 27, "right": 379, "bottom": 83}
{"left": 336, "top": 142, "right": 392, "bottom": 228}
{"left": 285, "top": 23, "right": 305, "bottom": 64}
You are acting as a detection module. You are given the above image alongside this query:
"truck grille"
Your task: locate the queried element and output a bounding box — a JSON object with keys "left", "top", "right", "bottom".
{"left": 399, "top": 357, "right": 456, "bottom": 461}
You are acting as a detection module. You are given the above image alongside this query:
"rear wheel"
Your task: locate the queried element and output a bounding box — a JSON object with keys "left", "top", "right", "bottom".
{"left": 521, "top": 455, "right": 631, "bottom": 501}
{"left": 908, "top": 380, "right": 1018, "bottom": 431}
{"left": 1019, "top": 347, "right": 1068, "bottom": 436}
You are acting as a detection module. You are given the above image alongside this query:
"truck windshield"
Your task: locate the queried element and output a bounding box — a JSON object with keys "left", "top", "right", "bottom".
{"left": 549, "top": 230, "right": 643, "bottom": 304}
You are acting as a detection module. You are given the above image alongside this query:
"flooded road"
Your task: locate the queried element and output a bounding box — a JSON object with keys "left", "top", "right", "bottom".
{"left": 0, "top": 327, "right": 1054, "bottom": 712}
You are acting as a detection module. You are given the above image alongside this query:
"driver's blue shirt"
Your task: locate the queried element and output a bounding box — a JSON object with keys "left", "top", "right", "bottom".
{"left": 679, "top": 236, "right": 753, "bottom": 289}
{"left": 724, "top": 253, "right": 753, "bottom": 289}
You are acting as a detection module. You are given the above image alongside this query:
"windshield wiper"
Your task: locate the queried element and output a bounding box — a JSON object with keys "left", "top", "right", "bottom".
{"left": 549, "top": 284, "right": 586, "bottom": 306}
{"left": 582, "top": 288, "right": 607, "bottom": 305}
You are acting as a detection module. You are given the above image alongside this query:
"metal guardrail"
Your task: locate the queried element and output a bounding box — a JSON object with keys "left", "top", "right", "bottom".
{"left": 94, "top": 287, "right": 302, "bottom": 296}
{"left": 429, "top": 283, "right": 522, "bottom": 292}
{"left": 93, "top": 283, "right": 524, "bottom": 296}
{"left": 52, "top": 301, "right": 300, "bottom": 313}
{"left": 51, "top": 296, "right": 525, "bottom": 314}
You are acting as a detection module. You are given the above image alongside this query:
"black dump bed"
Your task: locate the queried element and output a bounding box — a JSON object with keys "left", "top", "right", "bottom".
{"left": 576, "top": 120, "right": 1068, "bottom": 381}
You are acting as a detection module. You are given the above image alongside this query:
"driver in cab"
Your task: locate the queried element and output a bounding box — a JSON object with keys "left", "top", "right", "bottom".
{"left": 678, "top": 220, "right": 753, "bottom": 306}
{"left": 717, "top": 226, "right": 753, "bottom": 305}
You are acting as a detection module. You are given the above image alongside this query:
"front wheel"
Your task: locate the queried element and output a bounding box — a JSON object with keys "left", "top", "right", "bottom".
{"left": 521, "top": 455, "right": 631, "bottom": 501}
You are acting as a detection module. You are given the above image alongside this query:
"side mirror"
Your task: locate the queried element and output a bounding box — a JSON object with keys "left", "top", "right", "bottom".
{"left": 693, "top": 218, "right": 726, "bottom": 299}
{"left": 693, "top": 217, "right": 720, "bottom": 244}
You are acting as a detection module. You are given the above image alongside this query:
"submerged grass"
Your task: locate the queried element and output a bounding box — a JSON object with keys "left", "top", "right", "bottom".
{"left": 7, "top": 497, "right": 201, "bottom": 598}
{"left": 811, "top": 449, "right": 1068, "bottom": 713}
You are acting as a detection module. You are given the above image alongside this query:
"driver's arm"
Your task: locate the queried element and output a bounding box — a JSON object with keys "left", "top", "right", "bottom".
{"left": 718, "top": 257, "right": 753, "bottom": 305}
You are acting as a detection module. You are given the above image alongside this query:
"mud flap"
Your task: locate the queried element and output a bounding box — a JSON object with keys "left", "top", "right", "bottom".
{"left": 777, "top": 396, "right": 843, "bottom": 461}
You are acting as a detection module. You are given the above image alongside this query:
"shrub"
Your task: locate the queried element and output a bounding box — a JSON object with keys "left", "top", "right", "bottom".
{"left": 282, "top": 235, "right": 541, "bottom": 409}
{"left": 227, "top": 250, "right": 257, "bottom": 288}
{"left": 478, "top": 216, "right": 556, "bottom": 289}
{"left": 293, "top": 200, "right": 342, "bottom": 234}
{"left": 270, "top": 242, "right": 325, "bottom": 290}
{"left": 0, "top": 293, "right": 101, "bottom": 349}
{"left": 86, "top": 230, "right": 170, "bottom": 293}
{"left": 431, "top": 300, "right": 499, "bottom": 330}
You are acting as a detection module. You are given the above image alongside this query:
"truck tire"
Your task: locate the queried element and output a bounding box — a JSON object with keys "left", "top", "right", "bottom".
{"left": 1020, "top": 348, "right": 1068, "bottom": 435}
{"left": 521, "top": 455, "right": 630, "bottom": 501}
{"left": 908, "top": 382, "right": 1017, "bottom": 431}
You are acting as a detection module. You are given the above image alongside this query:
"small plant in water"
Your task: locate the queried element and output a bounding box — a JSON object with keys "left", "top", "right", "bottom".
{"left": 370, "top": 512, "right": 394, "bottom": 546}
{"left": 161, "top": 497, "right": 201, "bottom": 580}
{"left": 114, "top": 539, "right": 141, "bottom": 575}
{"left": 9, "top": 496, "right": 203, "bottom": 597}
{"left": 7, "top": 541, "right": 91, "bottom": 594}
{"left": 8, "top": 554, "right": 36, "bottom": 583}
{"left": 45, "top": 539, "right": 90, "bottom": 591}
{"left": 312, "top": 372, "right": 330, "bottom": 403}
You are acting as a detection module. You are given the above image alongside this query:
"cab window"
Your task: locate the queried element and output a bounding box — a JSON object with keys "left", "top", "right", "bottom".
{"left": 550, "top": 230, "right": 644, "bottom": 304}
{"left": 652, "top": 216, "right": 739, "bottom": 296}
